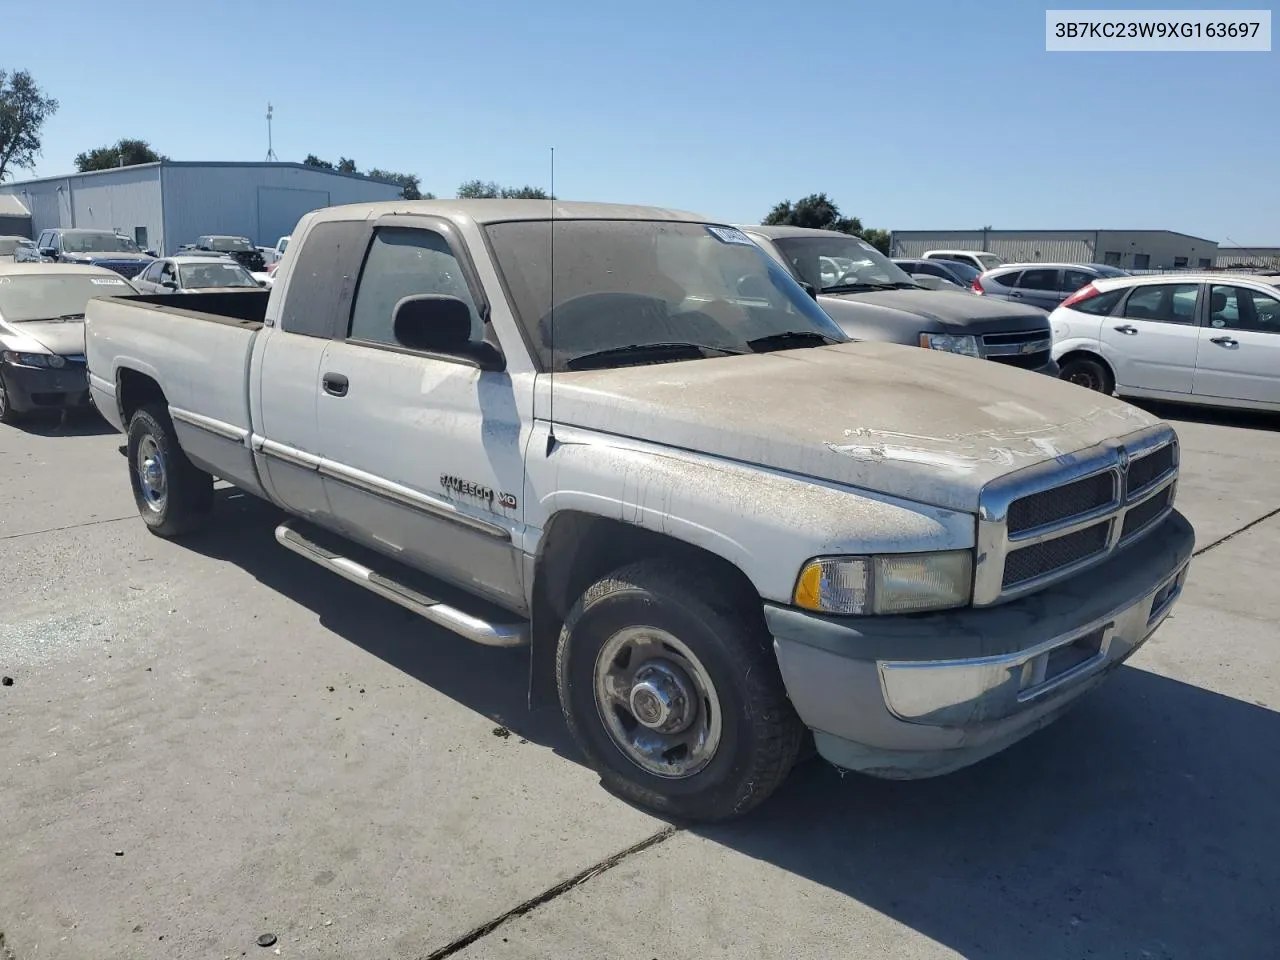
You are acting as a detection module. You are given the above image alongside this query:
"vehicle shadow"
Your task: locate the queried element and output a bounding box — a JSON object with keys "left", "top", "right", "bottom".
{"left": 15, "top": 410, "right": 115, "bottom": 438}
{"left": 193, "top": 489, "right": 1278, "bottom": 958}
{"left": 1129, "top": 397, "right": 1280, "bottom": 433}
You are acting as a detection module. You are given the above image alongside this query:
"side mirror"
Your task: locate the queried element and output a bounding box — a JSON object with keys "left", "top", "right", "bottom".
{"left": 392, "top": 294, "right": 503, "bottom": 370}
{"left": 161, "top": 279, "right": 177, "bottom": 289}
{"left": 257, "top": 279, "right": 267, "bottom": 287}
{"left": 799, "top": 280, "right": 819, "bottom": 300}
{"left": 40, "top": 247, "right": 57, "bottom": 259}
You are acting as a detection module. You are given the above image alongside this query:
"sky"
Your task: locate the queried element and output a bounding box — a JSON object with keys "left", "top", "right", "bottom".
{"left": 3, "top": 1, "right": 1277, "bottom": 244}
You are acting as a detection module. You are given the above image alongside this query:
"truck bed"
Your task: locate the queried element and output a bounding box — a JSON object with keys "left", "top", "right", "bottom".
{"left": 86, "top": 291, "right": 271, "bottom": 497}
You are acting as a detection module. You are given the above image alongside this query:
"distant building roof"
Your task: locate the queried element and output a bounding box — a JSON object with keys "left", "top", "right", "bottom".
{"left": 0, "top": 160, "right": 400, "bottom": 189}
{"left": 0, "top": 194, "right": 31, "bottom": 216}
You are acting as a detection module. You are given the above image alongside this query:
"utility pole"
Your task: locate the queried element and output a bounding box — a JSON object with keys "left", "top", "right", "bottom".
{"left": 265, "top": 103, "right": 278, "bottom": 162}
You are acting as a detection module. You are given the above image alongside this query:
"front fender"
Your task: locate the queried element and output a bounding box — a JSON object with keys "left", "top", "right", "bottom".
{"left": 524, "top": 425, "right": 974, "bottom": 605}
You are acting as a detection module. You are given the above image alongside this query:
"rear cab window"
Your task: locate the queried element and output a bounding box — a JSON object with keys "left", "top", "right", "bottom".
{"left": 279, "top": 219, "right": 373, "bottom": 339}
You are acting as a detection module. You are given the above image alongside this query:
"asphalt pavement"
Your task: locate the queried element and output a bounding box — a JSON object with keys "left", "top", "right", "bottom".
{"left": 1, "top": 402, "right": 1277, "bottom": 960}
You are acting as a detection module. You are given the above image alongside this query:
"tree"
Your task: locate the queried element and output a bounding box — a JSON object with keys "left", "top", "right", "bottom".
{"left": 367, "top": 168, "right": 429, "bottom": 201}
{"left": 74, "top": 138, "right": 166, "bottom": 172}
{"left": 0, "top": 69, "right": 59, "bottom": 182}
{"left": 303, "top": 154, "right": 334, "bottom": 169}
{"left": 762, "top": 192, "right": 890, "bottom": 252}
{"left": 337, "top": 157, "right": 357, "bottom": 174}
{"left": 456, "top": 179, "right": 548, "bottom": 200}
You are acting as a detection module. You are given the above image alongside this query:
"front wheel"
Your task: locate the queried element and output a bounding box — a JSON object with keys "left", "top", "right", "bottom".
{"left": 0, "top": 371, "right": 23, "bottom": 425}
{"left": 1059, "top": 357, "right": 1114, "bottom": 394}
{"left": 556, "top": 560, "right": 804, "bottom": 821}
{"left": 127, "top": 404, "right": 214, "bottom": 537}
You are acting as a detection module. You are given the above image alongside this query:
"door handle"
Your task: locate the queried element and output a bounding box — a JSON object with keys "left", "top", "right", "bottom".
{"left": 1209, "top": 336, "right": 1238, "bottom": 347}
{"left": 322, "top": 372, "right": 349, "bottom": 397}
{"left": 1010, "top": 292, "right": 1023, "bottom": 298}
{"left": 1113, "top": 324, "right": 1138, "bottom": 335}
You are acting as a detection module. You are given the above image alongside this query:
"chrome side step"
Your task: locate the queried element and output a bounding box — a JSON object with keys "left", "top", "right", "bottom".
{"left": 274, "top": 520, "right": 528, "bottom": 648}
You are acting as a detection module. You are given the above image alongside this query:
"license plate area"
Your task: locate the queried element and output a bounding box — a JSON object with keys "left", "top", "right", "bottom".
{"left": 1018, "top": 625, "right": 1110, "bottom": 702}
{"left": 1149, "top": 567, "right": 1187, "bottom": 625}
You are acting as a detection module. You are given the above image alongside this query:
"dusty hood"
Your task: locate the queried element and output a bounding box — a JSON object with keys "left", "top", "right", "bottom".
{"left": 550, "top": 341, "right": 1159, "bottom": 513}
{"left": 0, "top": 319, "right": 86, "bottom": 356}
{"left": 820, "top": 288, "right": 1048, "bottom": 335}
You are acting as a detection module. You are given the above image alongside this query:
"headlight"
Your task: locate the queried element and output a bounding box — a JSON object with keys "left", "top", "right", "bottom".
{"left": 793, "top": 551, "right": 973, "bottom": 615}
{"left": 2, "top": 351, "right": 60, "bottom": 368}
{"left": 919, "top": 333, "right": 980, "bottom": 358}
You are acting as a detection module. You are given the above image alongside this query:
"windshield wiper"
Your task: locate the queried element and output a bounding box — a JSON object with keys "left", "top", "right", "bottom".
{"left": 15, "top": 313, "right": 84, "bottom": 323}
{"left": 821, "top": 282, "right": 897, "bottom": 293}
{"left": 565, "top": 341, "right": 742, "bottom": 371}
{"left": 746, "top": 330, "right": 839, "bottom": 353}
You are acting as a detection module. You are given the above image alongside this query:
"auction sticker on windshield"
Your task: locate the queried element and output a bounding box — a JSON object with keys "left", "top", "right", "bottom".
{"left": 91, "top": 278, "right": 128, "bottom": 285}
{"left": 706, "top": 226, "right": 755, "bottom": 245}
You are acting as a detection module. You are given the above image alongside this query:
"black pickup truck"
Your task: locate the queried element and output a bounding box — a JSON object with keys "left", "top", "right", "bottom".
{"left": 188, "top": 235, "right": 266, "bottom": 273}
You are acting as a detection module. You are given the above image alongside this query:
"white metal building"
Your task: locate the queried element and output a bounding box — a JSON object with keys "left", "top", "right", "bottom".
{"left": 1215, "top": 247, "right": 1280, "bottom": 270}
{"left": 0, "top": 161, "right": 403, "bottom": 255}
{"left": 889, "top": 229, "right": 1219, "bottom": 271}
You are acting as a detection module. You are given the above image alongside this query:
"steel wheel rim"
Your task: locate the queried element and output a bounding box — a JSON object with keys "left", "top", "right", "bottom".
{"left": 0, "top": 377, "right": 7, "bottom": 417}
{"left": 1067, "top": 368, "right": 1099, "bottom": 390}
{"left": 136, "top": 435, "right": 167, "bottom": 512}
{"left": 593, "top": 626, "right": 723, "bottom": 779}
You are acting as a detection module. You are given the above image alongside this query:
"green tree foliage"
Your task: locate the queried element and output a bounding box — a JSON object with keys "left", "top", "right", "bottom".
{"left": 74, "top": 138, "right": 167, "bottom": 172}
{"left": 0, "top": 69, "right": 59, "bottom": 181}
{"left": 762, "top": 192, "right": 891, "bottom": 252}
{"left": 366, "top": 169, "right": 429, "bottom": 200}
{"left": 337, "top": 157, "right": 357, "bottom": 174}
{"left": 456, "top": 179, "right": 548, "bottom": 200}
{"left": 303, "top": 154, "right": 334, "bottom": 169}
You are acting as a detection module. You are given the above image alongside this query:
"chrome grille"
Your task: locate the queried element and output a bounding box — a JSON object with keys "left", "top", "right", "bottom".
{"left": 1007, "top": 471, "right": 1117, "bottom": 535}
{"left": 99, "top": 260, "right": 146, "bottom": 279}
{"left": 975, "top": 427, "right": 1179, "bottom": 606}
{"left": 1003, "top": 521, "right": 1111, "bottom": 588}
{"left": 981, "top": 329, "right": 1053, "bottom": 370}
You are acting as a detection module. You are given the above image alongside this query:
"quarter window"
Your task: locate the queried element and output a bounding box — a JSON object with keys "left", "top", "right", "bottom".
{"left": 1017, "top": 268, "right": 1059, "bottom": 291}
{"left": 989, "top": 270, "right": 1021, "bottom": 288}
{"left": 349, "top": 227, "right": 481, "bottom": 347}
{"left": 1073, "top": 288, "right": 1124, "bottom": 316}
{"left": 1122, "top": 284, "right": 1199, "bottom": 324}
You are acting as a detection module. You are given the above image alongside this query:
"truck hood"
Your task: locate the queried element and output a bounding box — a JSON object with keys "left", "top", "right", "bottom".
{"left": 0, "top": 319, "right": 86, "bottom": 356}
{"left": 820, "top": 288, "right": 1048, "bottom": 335}
{"left": 550, "top": 341, "right": 1158, "bottom": 513}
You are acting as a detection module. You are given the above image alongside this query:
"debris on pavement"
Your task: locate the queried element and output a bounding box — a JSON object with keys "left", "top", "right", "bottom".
{"left": 492, "top": 726, "right": 511, "bottom": 739}
{"left": 114, "top": 850, "right": 124, "bottom": 857}
{"left": 257, "top": 933, "right": 277, "bottom": 947}
{"left": 1, "top": 676, "right": 12, "bottom": 686}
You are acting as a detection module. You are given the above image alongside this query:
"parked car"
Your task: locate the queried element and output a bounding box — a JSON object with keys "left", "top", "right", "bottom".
{"left": 258, "top": 235, "right": 292, "bottom": 267}
{"left": 132, "top": 256, "right": 264, "bottom": 295}
{"left": 894, "top": 257, "right": 981, "bottom": 290}
{"left": 977, "top": 263, "right": 1130, "bottom": 311}
{"left": 33, "top": 228, "right": 155, "bottom": 279}
{"left": 923, "top": 249, "right": 1006, "bottom": 272}
{"left": 1051, "top": 272, "right": 1280, "bottom": 410}
{"left": 0, "top": 236, "right": 38, "bottom": 263}
{"left": 0, "top": 262, "right": 136, "bottom": 423}
{"left": 742, "top": 226, "right": 1056, "bottom": 374}
{"left": 192, "top": 235, "right": 267, "bottom": 273}
{"left": 85, "top": 200, "right": 1192, "bottom": 821}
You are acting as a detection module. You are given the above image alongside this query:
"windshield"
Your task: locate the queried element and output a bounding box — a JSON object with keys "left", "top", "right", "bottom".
{"left": 179, "top": 262, "right": 257, "bottom": 288}
{"left": 61, "top": 231, "right": 141, "bottom": 254}
{"left": 208, "top": 237, "right": 253, "bottom": 252}
{"left": 0, "top": 273, "right": 133, "bottom": 321}
{"left": 483, "top": 220, "right": 846, "bottom": 371}
{"left": 771, "top": 235, "right": 917, "bottom": 291}
{"left": 977, "top": 253, "right": 1005, "bottom": 269}
{"left": 942, "top": 260, "right": 981, "bottom": 283}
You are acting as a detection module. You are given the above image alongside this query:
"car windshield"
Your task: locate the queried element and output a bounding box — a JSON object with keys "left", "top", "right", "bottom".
{"left": 0, "top": 273, "right": 133, "bottom": 321}
{"left": 208, "top": 237, "right": 253, "bottom": 252}
{"left": 483, "top": 220, "right": 847, "bottom": 371}
{"left": 179, "top": 262, "right": 257, "bottom": 288}
{"left": 771, "top": 235, "right": 917, "bottom": 291}
{"left": 61, "top": 231, "right": 140, "bottom": 254}
{"left": 977, "top": 253, "right": 1005, "bottom": 269}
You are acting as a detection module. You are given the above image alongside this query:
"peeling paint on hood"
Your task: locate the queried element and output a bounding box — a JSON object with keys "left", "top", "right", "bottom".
{"left": 547, "top": 341, "right": 1159, "bottom": 513}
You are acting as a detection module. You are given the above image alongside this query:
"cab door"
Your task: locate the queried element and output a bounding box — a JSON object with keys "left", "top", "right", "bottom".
{"left": 1193, "top": 283, "right": 1280, "bottom": 406}
{"left": 1100, "top": 282, "right": 1201, "bottom": 394}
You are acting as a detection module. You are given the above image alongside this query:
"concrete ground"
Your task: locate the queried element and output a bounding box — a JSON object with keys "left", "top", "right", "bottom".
{"left": 0, "top": 402, "right": 1276, "bottom": 960}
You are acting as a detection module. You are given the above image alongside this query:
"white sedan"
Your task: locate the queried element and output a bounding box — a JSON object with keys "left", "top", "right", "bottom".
{"left": 132, "top": 255, "right": 265, "bottom": 295}
{"left": 1051, "top": 272, "right": 1280, "bottom": 411}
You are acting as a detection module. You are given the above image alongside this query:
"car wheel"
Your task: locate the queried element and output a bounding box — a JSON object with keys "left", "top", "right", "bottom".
{"left": 0, "top": 371, "right": 22, "bottom": 425}
{"left": 556, "top": 560, "right": 804, "bottom": 822}
{"left": 127, "top": 403, "right": 214, "bottom": 537}
{"left": 1060, "top": 357, "right": 1114, "bottom": 395}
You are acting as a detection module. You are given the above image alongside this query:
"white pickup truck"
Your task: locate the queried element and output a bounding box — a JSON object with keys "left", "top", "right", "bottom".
{"left": 85, "top": 201, "right": 1194, "bottom": 821}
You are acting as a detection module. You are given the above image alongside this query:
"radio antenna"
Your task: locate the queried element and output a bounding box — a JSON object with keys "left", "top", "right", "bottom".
{"left": 545, "top": 146, "right": 557, "bottom": 455}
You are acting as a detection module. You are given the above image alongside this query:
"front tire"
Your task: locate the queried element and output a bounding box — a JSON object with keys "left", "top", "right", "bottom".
{"left": 0, "top": 370, "right": 23, "bottom": 425}
{"left": 556, "top": 560, "right": 804, "bottom": 821}
{"left": 127, "top": 404, "right": 214, "bottom": 537}
{"left": 1060, "top": 356, "right": 1114, "bottom": 394}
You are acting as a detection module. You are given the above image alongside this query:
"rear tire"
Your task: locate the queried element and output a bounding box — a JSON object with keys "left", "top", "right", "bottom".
{"left": 127, "top": 404, "right": 214, "bottom": 537}
{"left": 556, "top": 560, "right": 804, "bottom": 821}
{"left": 1060, "top": 356, "right": 1114, "bottom": 395}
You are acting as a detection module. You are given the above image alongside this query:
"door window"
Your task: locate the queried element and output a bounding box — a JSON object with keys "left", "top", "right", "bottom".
{"left": 160, "top": 262, "right": 177, "bottom": 285}
{"left": 1073, "top": 288, "right": 1125, "bottom": 316}
{"left": 1061, "top": 269, "right": 1095, "bottom": 293}
{"left": 1122, "top": 284, "right": 1199, "bottom": 324}
{"left": 1209, "top": 285, "right": 1280, "bottom": 333}
{"left": 140, "top": 261, "right": 164, "bottom": 283}
{"left": 1017, "top": 268, "right": 1060, "bottom": 291}
{"left": 349, "top": 227, "right": 482, "bottom": 347}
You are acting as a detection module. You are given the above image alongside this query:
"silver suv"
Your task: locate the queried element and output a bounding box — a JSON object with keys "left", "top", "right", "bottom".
{"left": 978, "top": 263, "right": 1129, "bottom": 312}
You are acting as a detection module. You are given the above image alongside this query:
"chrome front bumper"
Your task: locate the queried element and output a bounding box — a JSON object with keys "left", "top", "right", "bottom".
{"left": 765, "top": 509, "right": 1194, "bottom": 779}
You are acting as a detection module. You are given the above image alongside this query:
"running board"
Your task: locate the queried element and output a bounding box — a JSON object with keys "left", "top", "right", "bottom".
{"left": 274, "top": 520, "right": 528, "bottom": 648}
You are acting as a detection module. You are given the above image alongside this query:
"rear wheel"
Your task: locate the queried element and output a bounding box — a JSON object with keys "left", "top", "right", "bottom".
{"left": 1060, "top": 356, "right": 1114, "bottom": 395}
{"left": 556, "top": 560, "right": 804, "bottom": 821}
{"left": 127, "top": 404, "right": 214, "bottom": 537}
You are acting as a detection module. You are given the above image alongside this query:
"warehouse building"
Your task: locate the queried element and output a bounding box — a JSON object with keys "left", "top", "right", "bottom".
{"left": 0, "top": 161, "right": 403, "bottom": 255}
{"left": 0, "top": 194, "right": 33, "bottom": 237}
{"left": 889, "top": 229, "right": 1219, "bottom": 271}
{"left": 1215, "top": 247, "right": 1280, "bottom": 270}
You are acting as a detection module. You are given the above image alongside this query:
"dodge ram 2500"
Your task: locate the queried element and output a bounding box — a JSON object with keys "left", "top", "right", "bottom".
{"left": 85, "top": 201, "right": 1194, "bottom": 821}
